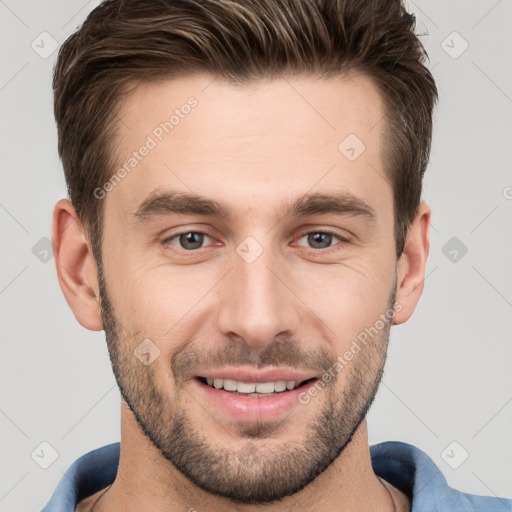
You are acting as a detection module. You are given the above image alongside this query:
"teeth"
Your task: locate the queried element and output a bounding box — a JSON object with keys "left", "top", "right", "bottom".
{"left": 237, "top": 382, "right": 256, "bottom": 393}
{"left": 203, "top": 378, "right": 301, "bottom": 393}
{"left": 274, "top": 381, "right": 287, "bottom": 392}
{"left": 223, "top": 379, "right": 237, "bottom": 391}
{"left": 255, "top": 382, "right": 274, "bottom": 393}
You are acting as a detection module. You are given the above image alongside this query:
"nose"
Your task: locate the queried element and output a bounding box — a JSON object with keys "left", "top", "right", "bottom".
{"left": 216, "top": 245, "right": 302, "bottom": 350}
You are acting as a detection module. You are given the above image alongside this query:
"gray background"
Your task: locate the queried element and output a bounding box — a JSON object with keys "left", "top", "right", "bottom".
{"left": 1, "top": 0, "right": 511, "bottom": 510}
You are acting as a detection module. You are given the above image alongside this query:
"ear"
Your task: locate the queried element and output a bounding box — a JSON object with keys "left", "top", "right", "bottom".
{"left": 392, "top": 201, "right": 431, "bottom": 325}
{"left": 52, "top": 199, "right": 104, "bottom": 331}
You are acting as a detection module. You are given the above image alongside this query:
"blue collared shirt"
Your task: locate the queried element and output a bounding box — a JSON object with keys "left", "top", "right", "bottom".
{"left": 42, "top": 440, "right": 511, "bottom": 511}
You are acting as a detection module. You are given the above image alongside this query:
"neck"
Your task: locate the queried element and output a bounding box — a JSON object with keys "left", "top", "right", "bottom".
{"left": 93, "top": 404, "right": 409, "bottom": 512}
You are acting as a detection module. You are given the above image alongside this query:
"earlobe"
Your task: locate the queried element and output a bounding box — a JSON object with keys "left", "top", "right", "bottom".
{"left": 392, "top": 202, "right": 431, "bottom": 325}
{"left": 52, "top": 199, "right": 104, "bottom": 331}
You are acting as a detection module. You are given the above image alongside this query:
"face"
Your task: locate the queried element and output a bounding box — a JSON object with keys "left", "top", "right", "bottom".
{"left": 98, "top": 74, "right": 399, "bottom": 503}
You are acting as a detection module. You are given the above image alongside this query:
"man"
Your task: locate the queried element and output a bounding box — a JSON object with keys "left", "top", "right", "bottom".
{"left": 43, "top": 0, "right": 511, "bottom": 511}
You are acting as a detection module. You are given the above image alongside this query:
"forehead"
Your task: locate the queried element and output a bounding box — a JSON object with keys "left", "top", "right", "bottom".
{"left": 107, "top": 73, "right": 390, "bottom": 222}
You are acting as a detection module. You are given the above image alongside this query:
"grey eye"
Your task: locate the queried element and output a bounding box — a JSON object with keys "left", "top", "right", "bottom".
{"left": 172, "top": 232, "right": 209, "bottom": 250}
{"left": 299, "top": 232, "right": 340, "bottom": 249}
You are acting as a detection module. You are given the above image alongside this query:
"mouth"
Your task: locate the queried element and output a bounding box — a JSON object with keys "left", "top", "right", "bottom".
{"left": 195, "top": 376, "right": 318, "bottom": 397}
{"left": 191, "top": 370, "right": 320, "bottom": 423}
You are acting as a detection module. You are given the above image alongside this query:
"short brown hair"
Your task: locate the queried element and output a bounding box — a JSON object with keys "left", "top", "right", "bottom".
{"left": 53, "top": 0, "right": 437, "bottom": 260}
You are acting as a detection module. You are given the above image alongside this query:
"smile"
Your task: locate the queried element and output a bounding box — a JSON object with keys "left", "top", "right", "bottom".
{"left": 192, "top": 370, "right": 320, "bottom": 422}
{"left": 198, "top": 377, "right": 313, "bottom": 397}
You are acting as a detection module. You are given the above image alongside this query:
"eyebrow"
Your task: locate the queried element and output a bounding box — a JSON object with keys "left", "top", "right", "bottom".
{"left": 132, "top": 189, "right": 377, "bottom": 224}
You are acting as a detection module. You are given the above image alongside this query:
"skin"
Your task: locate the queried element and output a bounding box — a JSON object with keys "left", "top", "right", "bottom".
{"left": 52, "top": 73, "right": 430, "bottom": 511}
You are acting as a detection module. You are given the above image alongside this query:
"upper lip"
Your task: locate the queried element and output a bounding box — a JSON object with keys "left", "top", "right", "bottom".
{"left": 194, "top": 367, "right": 319, "bottom": 384}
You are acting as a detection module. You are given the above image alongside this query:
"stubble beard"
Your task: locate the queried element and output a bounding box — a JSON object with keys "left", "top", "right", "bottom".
{"left": 98, "top": 263, "right": 395, "bottom": 504}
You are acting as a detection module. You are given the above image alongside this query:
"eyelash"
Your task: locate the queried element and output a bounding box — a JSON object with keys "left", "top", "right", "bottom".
{"left": 161, "top": 229, "right": 350, "bottom": 255}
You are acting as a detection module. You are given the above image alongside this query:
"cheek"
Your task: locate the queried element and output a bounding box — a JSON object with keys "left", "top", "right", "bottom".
{"left": 292, "top": 260, "right": 395, "bottom": 350}
{"left": 113, "top": 263, "right": 219, "bottom": 345}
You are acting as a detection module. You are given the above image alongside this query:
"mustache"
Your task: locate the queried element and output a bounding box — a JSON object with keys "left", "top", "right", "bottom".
{"left": 171, "top": 338, "right": 337, "bottom": 380}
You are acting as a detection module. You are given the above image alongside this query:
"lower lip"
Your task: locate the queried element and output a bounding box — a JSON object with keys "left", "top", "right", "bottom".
{"left": 191, "top": 378, "right": 316, "bottom": 423}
